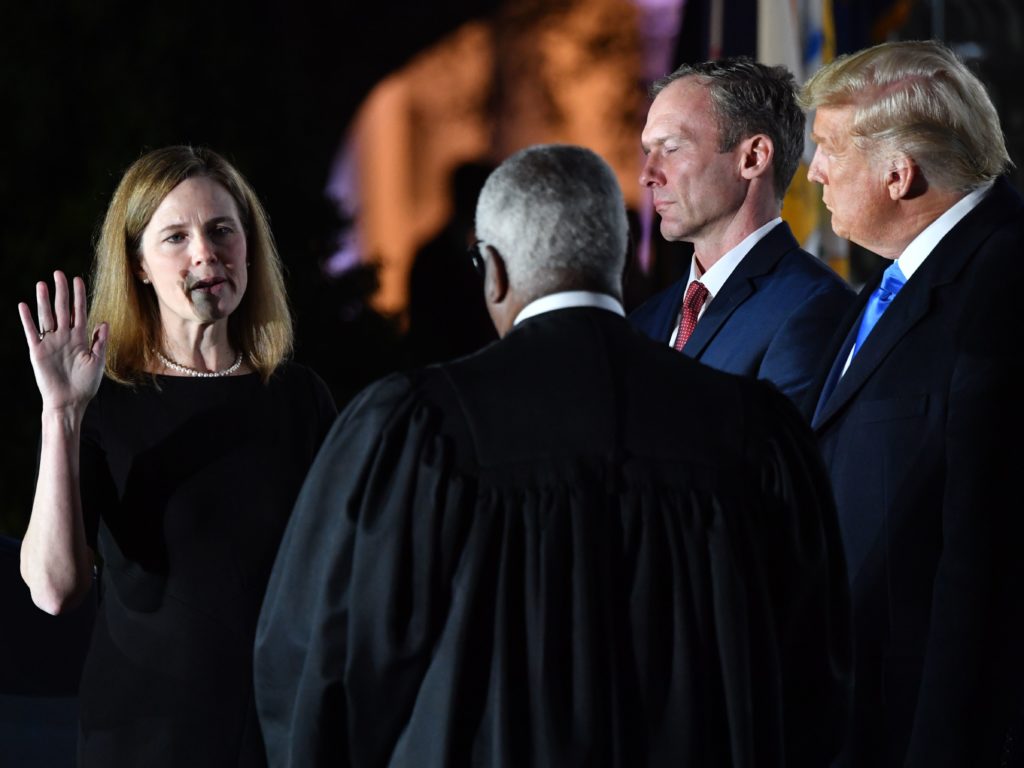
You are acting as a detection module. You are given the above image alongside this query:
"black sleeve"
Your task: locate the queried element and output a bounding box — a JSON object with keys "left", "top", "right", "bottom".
{"left": 254, "top": 372, "right": 469, "bottom": 768}
{"left": 745, "top": 380, "right": 853, "bottom": 768}
{"left": 79, "top": 387, "right": 115, "bottom": 552}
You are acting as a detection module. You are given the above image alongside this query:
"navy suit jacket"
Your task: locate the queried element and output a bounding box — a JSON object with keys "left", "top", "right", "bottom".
{"left": 629, "top": 221, "right": 853, "bottom": 404}
{"left": 806, "top": 177, "right": 1024, "bottom": 767}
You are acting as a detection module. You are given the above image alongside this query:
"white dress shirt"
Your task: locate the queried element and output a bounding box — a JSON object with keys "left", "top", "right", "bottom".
{"left": 839, "top": 182, "right": 993, "bottom": 376}
{"left": 668, "top": 218, "right": 783, "bottom": 347}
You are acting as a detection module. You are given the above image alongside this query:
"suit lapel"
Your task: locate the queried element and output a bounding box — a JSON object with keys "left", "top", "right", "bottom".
{"left": 684, "top": 222, "right": 800, "bottom": 357}
{"left": 811, "top": 293, "right": 868, "bottom": 427}
{"left": 812, "top": 177, "right": 1024, "bottom": 431}
{"left": 656, "top": 279, "right": 688, "bottom": 344}
{"left": 683, "top": 278, "right": 752, "bottom": 357}
{"left": 812, "top": 273, "right": 932, "bottom": 428}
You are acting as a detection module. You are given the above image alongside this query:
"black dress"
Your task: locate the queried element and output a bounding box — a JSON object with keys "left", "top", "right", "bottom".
{"left": 76, "top": 363, "right": 336, "bottom": 767}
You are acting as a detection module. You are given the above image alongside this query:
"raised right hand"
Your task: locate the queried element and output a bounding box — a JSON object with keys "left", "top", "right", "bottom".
{"left": 18, "top": 270, "right": 108, "bottom": 415}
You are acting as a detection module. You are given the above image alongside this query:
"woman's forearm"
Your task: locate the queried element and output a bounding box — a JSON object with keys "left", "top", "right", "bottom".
{"left": 21, "top": 406, "right": 95, "bottom": 614}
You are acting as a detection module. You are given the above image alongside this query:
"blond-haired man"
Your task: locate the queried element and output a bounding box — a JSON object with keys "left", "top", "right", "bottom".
{"left": 804, "top": 40, "right": 1024, "bottom": 767}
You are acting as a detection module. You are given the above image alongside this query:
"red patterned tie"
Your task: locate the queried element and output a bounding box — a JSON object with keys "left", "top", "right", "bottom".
{"left": 674, "top": 280, "right": 709, "bottom": 351}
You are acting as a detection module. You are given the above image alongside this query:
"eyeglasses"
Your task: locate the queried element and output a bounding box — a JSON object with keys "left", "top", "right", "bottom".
{"left": 467, "top": 240, "right": 487, "bottom": 278}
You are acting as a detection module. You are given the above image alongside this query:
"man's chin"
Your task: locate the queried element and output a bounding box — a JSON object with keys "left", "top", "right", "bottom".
{"left": 659, "top": 222, "right": 686, "bottom": 243}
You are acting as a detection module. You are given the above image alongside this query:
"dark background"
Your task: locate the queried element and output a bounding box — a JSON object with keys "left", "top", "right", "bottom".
{"left": 2, "top": 0, "right": 1021, "bottom": 537}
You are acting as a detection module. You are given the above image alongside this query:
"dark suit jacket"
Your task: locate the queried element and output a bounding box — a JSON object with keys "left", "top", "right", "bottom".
{"left": 256, "top": 306, "right": 851, "bottom": 768}
{"left": 806, "top": 178, "right": 1024, "bottom": 767}
{"left": 629, "top": 221, "right": 853, "bottom": 404}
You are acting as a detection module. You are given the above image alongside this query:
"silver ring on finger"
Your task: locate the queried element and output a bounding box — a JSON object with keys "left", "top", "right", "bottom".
{"left": 38, "top": 328, "right": 55, "bottom": 341}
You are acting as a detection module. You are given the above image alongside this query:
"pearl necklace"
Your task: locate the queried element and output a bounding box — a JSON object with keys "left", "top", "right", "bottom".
{"left": 155, "top": 350, "right": 244, "bottom": 378}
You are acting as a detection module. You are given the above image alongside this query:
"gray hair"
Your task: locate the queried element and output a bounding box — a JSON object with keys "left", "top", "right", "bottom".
{"left": 652, "top": 58, "right": 805, "bottom": 201}
{"left": 475, "top": 144, "right": 628, "bottom": 297}
{"left": 800, "top": 40, "right": 1011, "bottom": 193}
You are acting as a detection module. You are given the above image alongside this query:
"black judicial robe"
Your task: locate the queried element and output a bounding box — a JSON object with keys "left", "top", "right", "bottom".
{"left": 255, "top": 307, "right": 851, "bottom": 768}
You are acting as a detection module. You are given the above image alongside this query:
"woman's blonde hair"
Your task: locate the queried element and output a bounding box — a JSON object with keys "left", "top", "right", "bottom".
{"left": 801, "top": 40, "right": 1011, "bottom": 193}
{"left": 91, "top": 145, "right": 293, "bottom": 383}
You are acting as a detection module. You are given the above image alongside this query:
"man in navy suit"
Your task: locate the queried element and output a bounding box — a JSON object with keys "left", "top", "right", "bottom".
{"left": 803, "top": 40, "right": 1024, "bottom": 767}
{"left": 631, "top": 58, "right": 853, "bottom": 404}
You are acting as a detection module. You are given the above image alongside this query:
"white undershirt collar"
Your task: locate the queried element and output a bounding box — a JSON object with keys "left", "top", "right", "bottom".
{"left": 514, "top": 290, "right": 625, "bottom": 326}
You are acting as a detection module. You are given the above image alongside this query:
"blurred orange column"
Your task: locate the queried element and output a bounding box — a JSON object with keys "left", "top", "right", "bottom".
{"left": 343, "top": 0, "right": 644, "bottom": 319}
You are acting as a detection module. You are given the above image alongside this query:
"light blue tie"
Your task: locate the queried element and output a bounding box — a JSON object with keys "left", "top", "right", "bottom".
{"left": 852, "top": 260, "right": 907, "bottom": 356}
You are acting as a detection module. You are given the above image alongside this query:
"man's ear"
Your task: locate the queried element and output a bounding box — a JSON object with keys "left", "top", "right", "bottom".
{"left": 485, "top": 245, "right": 508, "bottom": 305}
{"left": 886, "top": 154, "right": 918, "bottom": 200}
{"left": 739, "top": 134, "right": 774, "bottom": 180}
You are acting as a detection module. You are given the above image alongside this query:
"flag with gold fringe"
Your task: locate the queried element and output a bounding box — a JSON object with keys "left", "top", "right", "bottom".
{"left": 757, "top": 0, "right": 850, "bottom": 279}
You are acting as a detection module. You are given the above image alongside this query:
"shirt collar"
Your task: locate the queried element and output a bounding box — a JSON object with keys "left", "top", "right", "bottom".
{"left": 896, "top": 182, "right": 992, "bottom": 280}
{"left": 513, "top": 290, "right": 625, "bottom": 326}
{"left": 688, "top": 218, "right": 782, "bottom": 296}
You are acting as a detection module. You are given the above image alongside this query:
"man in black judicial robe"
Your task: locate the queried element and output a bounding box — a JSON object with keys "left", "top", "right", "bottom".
{"left": 254, "top": 144, "right": 851, "bottom": 767}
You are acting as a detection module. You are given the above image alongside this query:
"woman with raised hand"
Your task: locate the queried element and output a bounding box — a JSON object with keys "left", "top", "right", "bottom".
{"left": 18, "top": 146, "right": 336, "bottom": 767}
